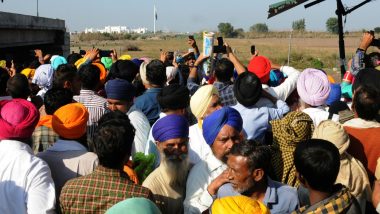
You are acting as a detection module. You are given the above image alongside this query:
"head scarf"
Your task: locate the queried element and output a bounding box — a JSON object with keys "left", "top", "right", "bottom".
{"left": 312, "top": 120, "right": 371, "bottom": 198}
{"left": 0, "top": 99, "right": 40, "bottom": 139}
{"left": 270, "top": 111, "right": 314, "bottom": 187}
{"left": 51, "top": 55, "right": 67, "bottom": 70}
{"left": 202, "top": 107, "right": 243, "bottom": 146}
{"left": 247, "top": 56, "right": 271, "bottom": 84}
{"left": 312, "top": 120, "right": 349, "bottom": 155}
{"left": 157, "top": 84, "right": 190, "bottom": 110}
{"left": 190, "top": 85, "right": 219, "bottom": 119}
{"left": 32, "top": 64, "right": 55, "bottom": 91}
{"left": 297, "top": 68, "right": 331, "bottom": 106}
{"left": 52, "top": 103, "right": 89, "bottom": 139}
{"left": 152, "top": 114, "right": 189, "bottom": 143}
{"left": 268, "top": 69, "right": 285, "bottom": 87}
{"left": 20, "top": 68, "right": 35, "bottom": 79}
{"left": 233, "top": 71, "right": 262, "bottom": 107}
{"left": 140, "top": 61, "right": 149, "bottom": 85}
{"left": 105, "top": 197, "right": 162, "bottom": 214}
{"left": 105, "top": 78, "right": 136, "bottom": 101}
{"left": 326, "top": 83, "right": 342, "bottom": 106}
{"left": 212, "top": 195, "right": 270, "bottom": 214}
{"left": 166, "top": 66, "right": 178, "bottom": 85}
{"left": 101, "top": 57, "right": 113, "bottom": 70}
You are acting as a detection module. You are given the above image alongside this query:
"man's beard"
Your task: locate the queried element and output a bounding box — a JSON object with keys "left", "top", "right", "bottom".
{"left": 160, "top": 152, "right": 190, "bottom": 188}
{"left": 233, "top": 177, "right": 256, "bottom": 195}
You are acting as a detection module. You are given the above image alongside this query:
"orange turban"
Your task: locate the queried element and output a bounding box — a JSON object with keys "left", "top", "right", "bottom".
{"left": 212, "top": 196, "right": 270, "bottom": 214}
{"left": 92, "top": 62, "right": 107, "bottom": 84}
{"left": 52, "top": 103, "right": 89, "bottom": 139}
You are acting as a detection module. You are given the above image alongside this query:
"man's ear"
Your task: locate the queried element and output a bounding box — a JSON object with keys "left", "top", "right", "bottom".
{"left": 63, "top": 80, "right": 72, "bottom": 89}
{"left": 252, "top": 168, "right": 264, "bottom": 182}
{"left": 155, "top": 141, "right": 162, "bottom": 150}
{"left": 296, "top": 171, "right": 306, "bottom": 186}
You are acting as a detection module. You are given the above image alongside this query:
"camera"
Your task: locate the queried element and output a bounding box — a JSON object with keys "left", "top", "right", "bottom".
{"left": 213, "top": 37, "right": 227, "bottom": 54}
{"left": 250, "top": 45, "right": 256, "bottom": 55}
{"left": 371, "top": 39, "right": 380, "bottom": 47}
{"left": 79, "top": 49, "right": 113, "bottom": 58}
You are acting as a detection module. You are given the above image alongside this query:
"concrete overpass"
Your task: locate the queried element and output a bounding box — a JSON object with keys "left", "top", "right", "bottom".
{"left": 0, "top": 11, "right": 69, "bottom": 62}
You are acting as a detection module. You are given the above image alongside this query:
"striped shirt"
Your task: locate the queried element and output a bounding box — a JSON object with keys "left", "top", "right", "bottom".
{"left": 60, "top": 166, "right": 153, "bottom": 213}
{"left": 74, "top": 90, "right": 108, "bottom": 140}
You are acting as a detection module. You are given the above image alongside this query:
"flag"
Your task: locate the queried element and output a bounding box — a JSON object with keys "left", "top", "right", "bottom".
{"left": 154, "top": 5, "right": 158, "bottom": 20}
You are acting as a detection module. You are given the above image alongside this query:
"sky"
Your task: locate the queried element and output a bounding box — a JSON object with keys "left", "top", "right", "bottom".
{"left": 1, "top": 0, "right": 378, "bottom": 33}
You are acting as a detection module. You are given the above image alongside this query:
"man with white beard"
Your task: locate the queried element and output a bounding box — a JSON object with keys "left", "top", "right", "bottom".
{"left": 143, "top": 114, "right": 190, "bottom": 214}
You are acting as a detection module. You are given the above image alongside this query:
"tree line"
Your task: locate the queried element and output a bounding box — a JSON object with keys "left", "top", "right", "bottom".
{"left": 218, "top": 17, "right": 380, "bottom": 38}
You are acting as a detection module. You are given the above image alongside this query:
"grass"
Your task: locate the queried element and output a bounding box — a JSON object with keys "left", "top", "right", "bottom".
{"left": 70, "top": 31, "right": 379, "bottom": 81}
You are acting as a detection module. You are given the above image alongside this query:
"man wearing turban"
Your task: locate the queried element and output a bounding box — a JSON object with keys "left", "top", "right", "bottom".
{"left": 0, "top": 99, "right": 55, "bottom": 213}
{"left": 143, "top": 114, "right": 190, "bottom": 214}
{"left": 184, "top": 107, "right": 243, "bottom": 213}
{"left": 297, "top": 68, "right": 339, "bottom": 126}
{"left": 188, "top": 84, "right": 222, "bottom": 166}
{"left": 217, "top": 140, "right": 299, "bottom": 214}
{"left": 144, "top": 83, "right": 191, "bottom": 168}
{"left": 105, "top": 78, "right": 150, "bottom": 156}
{"left": 37, "top": 102, "right": 98, "bottom": 205}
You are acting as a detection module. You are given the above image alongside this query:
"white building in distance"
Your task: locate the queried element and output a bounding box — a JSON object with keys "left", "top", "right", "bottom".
{"left": 84, "top": 26, "right": 148, "bottom": 34}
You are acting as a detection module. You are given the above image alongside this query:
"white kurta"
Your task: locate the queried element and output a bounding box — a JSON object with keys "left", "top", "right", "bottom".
{"left": 0, "top": 140, "right": 56, "bottom": 214}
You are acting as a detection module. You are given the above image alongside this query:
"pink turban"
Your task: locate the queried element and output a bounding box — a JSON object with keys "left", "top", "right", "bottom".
{"left": 297, "top": 68, "right": 331, "bottom": 106}
{"left": 0, "top": 99, "right": 40, "bottom": 139}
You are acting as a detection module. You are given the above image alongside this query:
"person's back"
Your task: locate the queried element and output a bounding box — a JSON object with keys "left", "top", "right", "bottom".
{"left": 60, "top": 111, "right": 153, "bottom": 213}
{"left": 37, "top": 102, "right": 98, "bottom": 203}
{"left": 0, "top": 99, "right": 55, "bottom": 213}
{"left": 343, "top": 86, "right": 380, "bottom": 182}
{"left": 132, "top": 60, "right": 167, "bottom": 125}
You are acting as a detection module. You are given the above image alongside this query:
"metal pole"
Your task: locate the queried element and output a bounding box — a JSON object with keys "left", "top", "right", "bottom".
{"left": 288, "top": 29, "right": 293, "bottom": 66}
{"left": 336, "top": 0, "right": 346, "bottom": 78}
{"left": 37, "top": 0, "right": 39, "bottom": 17}
{"left": 153, "top": 3, "right": 156, "bottom": 34}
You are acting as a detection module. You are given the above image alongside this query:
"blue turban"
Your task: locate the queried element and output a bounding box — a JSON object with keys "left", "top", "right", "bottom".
{"left": 202, "top": 107, "right": 243, "bottom": 146}
{"left": 326, "top": 83, "right": 342, "bottom": 106}
{"left": 51, "top": 55, "right": 67, "bottom": 71}
{"left": 153, "top": 114, "right": 189, "bottom": 142}
{"left": 105, "top": 79, "right": 136, "bottom": 101}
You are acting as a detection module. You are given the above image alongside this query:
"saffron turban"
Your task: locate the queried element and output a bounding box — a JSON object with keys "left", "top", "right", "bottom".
{"left": 0, "top": 99, "right": 40, "bottom": 139}
{"left": 152, "top": 114, "right": 189, "bottom": 143}
{"left": 190, "top": 85, "right": 219, "bottom": 119}
{"left": 297, "top": 68, "right": 331, "bottom": 106}
{"left": 92, "top": 62, "right": 107, "bottom": 84}
{"left": 247, "top": 56, "right": 272, "bottom": 84}
{"left": 202, "top": 107, "right": 243, "bottom": 146}
{"left": 52, "top": 103, "right": 89, "bottom": 139}
{"left": 212, "top": 195, "right": 270, "bottom": 214}
{"left": 105, "top": 78, "right": 136, "bottom": 101}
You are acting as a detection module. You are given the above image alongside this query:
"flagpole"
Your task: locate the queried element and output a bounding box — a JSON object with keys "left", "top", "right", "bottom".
{"left": 153, "top": 3, "right": 156, "bottom": 34}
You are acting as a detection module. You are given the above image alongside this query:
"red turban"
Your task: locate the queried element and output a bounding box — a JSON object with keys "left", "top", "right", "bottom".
{"left": 247, "top": 56, "right": 271, "bottom": 84}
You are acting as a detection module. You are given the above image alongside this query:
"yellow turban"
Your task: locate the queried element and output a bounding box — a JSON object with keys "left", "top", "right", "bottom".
{"left": 21, "top": 68, "right": 35, "bottom": 79}
{"left": 119, "top": 54, "right": 132, "bottom": 60}
{"left": 0, "top": 60, "right": 6, "bottom": 69}
{"left": 52, "top": 103, "right": 89, "bottom": 139}
{"left": 212, "top": 196, "right": 270, "bottom": 214}
{"left": 74, "top": 57, "right": 87, "bottom": 68}
{"left": 190, "top": 85, "right": 219, "bottom": 119}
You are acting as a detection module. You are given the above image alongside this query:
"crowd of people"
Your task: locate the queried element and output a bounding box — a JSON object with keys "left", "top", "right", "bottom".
{"left": 0, "top": 31, "right": 379, "bottom": 214}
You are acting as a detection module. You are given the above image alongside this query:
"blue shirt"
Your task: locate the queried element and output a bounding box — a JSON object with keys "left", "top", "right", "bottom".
{"left": 232, "top": 99, "right": 290, "bottom": 141}
{"left": 132, "top": 88, "right": 162, "bottom": 125}
{"left": 217, "top": 178, "right": 299, "bottom": 214}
